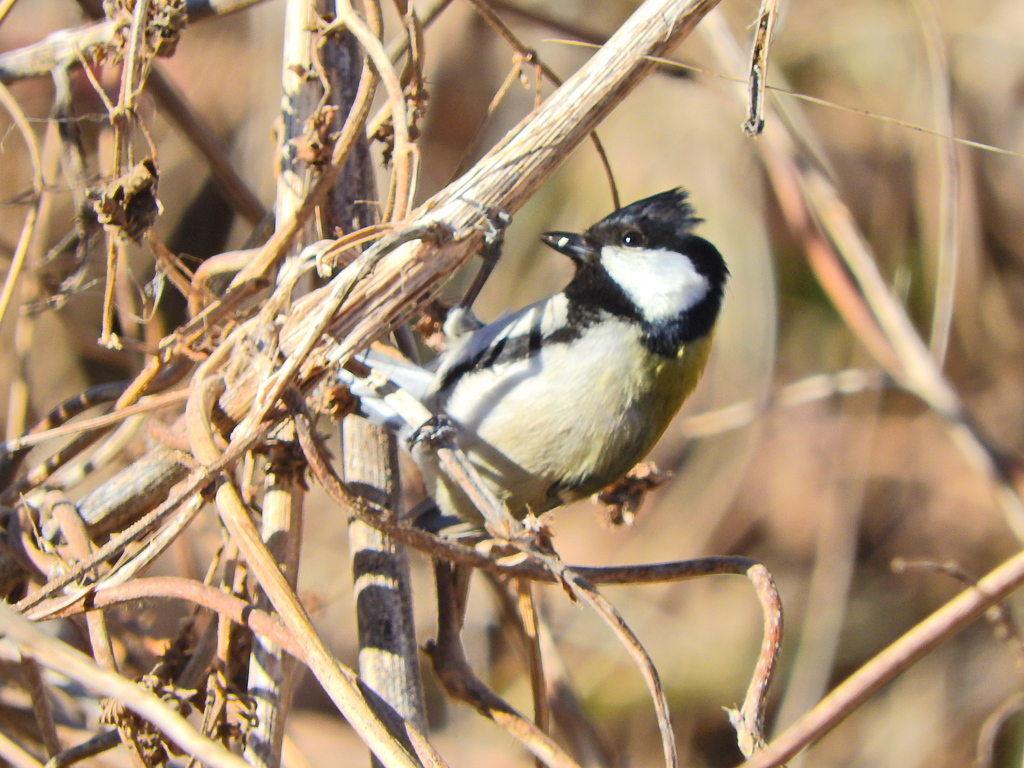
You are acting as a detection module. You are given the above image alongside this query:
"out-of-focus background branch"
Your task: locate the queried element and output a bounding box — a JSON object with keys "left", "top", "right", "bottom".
{"left": 2, "top": 0, "right": 1024, "bottom": 766}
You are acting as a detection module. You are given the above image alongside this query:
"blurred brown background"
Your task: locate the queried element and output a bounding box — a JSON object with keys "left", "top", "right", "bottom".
{"left": 3, "top": 0, "right": 1024, "bottom": 766}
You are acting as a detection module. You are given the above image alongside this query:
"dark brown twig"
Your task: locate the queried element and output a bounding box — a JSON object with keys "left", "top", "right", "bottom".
{"left": 43, "top": 730, "right": 121, "bottom": 768}
{"left": 726, "top": 563, "right": 783, "bottom": 757}
{"left": 21, "top": 655, "right": 62, "bottom": 759}
{"left": 742, "top": 0, "right": 780, "bottom": 135}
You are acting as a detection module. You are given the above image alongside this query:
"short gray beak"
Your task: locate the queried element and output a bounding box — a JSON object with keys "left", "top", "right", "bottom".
{"left": 540, "top": 231, "right": 592, "bottom": 264}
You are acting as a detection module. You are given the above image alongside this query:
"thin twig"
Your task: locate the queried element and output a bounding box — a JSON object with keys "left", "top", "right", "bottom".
{"left": 514, "top": 578, "right": 551, "bottom": 744}
{"left": 27, "top": 575, "right": 298, "bottom": 663}
{"left": 525, "top": 548, "right": 679, "bottom": 768}
{"left": 485, "top": 572, "right": 615, "bottom": 768}
{"left": 462, "top": 0, "right": 620, "bottom": 207}
{"left": 43, "top": 730, "right": 121, "bottom": 768}
{"left": 21, "top": 655, "right": 63, "bottom": 758}
{"left": 98, "top": 0, "right": 154, "bottom": 347}
{"left": 909, "top": 0, "right": 958, "bottom": 366}
{"left": 537, "top": 615, "right": 616, "bottom": 768}
{"left": 742, "top": 0, "right": 780, "bottom": 136}
{"left": 678, "top": 368, "right": 887, "bottom": 438}
{"left": 0, "top": 80, "right": 43, "bottom": 330}
{"left": 333, "top": 0, "right": 415, "bottom": 221}
{"left": 726, "top": 563, "right": 783, "bottom": 758}
{"left": 3, "top": 390, "right": 189, "bottom": 453}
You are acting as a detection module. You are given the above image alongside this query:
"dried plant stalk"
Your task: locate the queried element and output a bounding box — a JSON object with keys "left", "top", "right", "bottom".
{"left": 242, "top": 0, "right": 327, "bottom": 763}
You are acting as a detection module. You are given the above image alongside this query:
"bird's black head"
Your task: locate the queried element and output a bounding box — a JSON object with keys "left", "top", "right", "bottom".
{"left": 586, "top": 187, "right": 702, "bottom": 251}
{"left": 541, "top": 188, "right": 729, "bottom": 355}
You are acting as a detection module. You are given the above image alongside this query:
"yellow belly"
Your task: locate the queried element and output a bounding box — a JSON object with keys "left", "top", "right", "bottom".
{"left": 420, "top": 323, "right": 713, "bottom": 524}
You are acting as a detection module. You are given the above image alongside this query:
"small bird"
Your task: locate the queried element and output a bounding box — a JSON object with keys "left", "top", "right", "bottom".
{"left": 355, "top": 188, "right": 728, "bottom": 530}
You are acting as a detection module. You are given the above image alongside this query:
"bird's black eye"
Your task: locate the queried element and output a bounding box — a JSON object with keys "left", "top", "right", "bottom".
{"left": 621, "top": 230, "right": 646, "bottom": 248}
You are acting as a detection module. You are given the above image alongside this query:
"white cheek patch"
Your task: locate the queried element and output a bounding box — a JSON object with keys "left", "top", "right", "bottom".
{"left": 599, "top": 245, "right": 710, "bottom": 321}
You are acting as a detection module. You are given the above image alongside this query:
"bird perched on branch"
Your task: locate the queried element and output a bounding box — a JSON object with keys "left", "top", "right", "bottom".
{"left": 349, "top": 188, "right": 729, "bottom": 532}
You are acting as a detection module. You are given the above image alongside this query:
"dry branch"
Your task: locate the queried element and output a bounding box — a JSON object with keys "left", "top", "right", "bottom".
{"left": 241, "top": 0, "right": 334, "bottom": 763}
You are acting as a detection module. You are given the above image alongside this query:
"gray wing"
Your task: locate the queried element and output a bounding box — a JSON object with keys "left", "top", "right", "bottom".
{"left": 428, "top": 294, "right": 572, "bottom": 404}
{"left": 335, "top": 294, "right": 570, "bottom": 432}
